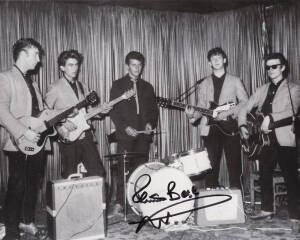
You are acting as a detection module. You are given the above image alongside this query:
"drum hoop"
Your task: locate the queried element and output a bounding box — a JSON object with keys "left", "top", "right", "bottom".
{"left": 179, "top": 148, "right": 205, "bottom": 157}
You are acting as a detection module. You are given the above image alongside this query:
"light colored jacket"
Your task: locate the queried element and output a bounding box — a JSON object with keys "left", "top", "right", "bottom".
{"left": 45, "top": 77, "right": 90, "bottom": 139}
{"left": 45, "top": 77, "right": 89, "bottom": 110}
{"left": 197, "top": 73, "right": 248, "bottom": 136}
{"left": 0, "top": 66, "right": 46, "bottom": 151}
{"left": 238, "top": 79, "right": 300, "bottom": 147}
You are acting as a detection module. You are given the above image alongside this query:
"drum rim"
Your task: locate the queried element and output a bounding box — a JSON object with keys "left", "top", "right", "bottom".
{"left": 179, "top": 148, "right": 205, "bottom": 157}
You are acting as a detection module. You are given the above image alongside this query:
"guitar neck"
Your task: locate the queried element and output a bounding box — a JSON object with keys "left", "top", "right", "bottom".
{"left": 85, "top": 95, "right": 125, "bottom": 120}
{"left": 47, "top": 100, "right": 88, "bottom": 127}
{"left": 168, "top": 101, "right": 214, "bottom": 117}
{"left": 269, "top": 116, "right": 293, "bottom": 130}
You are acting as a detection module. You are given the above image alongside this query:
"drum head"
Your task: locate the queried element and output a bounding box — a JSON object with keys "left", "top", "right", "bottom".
{"left": 139, "top": 167, "right": 194, "bottom": 228}
{"left": 127, "top": 162, "right": 165, "bottom": 215}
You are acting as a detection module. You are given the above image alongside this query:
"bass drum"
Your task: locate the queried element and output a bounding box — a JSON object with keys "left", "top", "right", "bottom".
{"left": 127, "top": 162, "right": 165, "bottom": 215}
{"left": 127, "top": 163, "right": 195, "bottom": 228}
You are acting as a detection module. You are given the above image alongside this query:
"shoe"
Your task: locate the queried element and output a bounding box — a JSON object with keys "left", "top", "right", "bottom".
{"left": 108, "top": 203, "right": 123, "bottom": 216}
{"left": 2, "top": 234, "right": 20, "bottom": 240}
{"left": 18, "top": 222, "right": 38, "bottom": 236}
{"left": 250, "top": 210, "right": 273, "bottom": 220}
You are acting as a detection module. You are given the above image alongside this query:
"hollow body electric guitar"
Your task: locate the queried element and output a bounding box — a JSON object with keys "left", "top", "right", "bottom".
{"left": 14, "top": 91, "right": 99, "bottom": 155}
{"left": 59, "top": 89, "right": 135, "bottom": 143}
{"left": 241, "top": 112, "right": 296, "bottom": 159}
{"left": 156, "top": 97, "right": 237, "bottom": 136}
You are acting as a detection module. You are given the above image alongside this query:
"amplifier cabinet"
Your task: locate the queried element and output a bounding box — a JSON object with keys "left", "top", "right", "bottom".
{"left": 194, "top": 188, "right": 245, "bottom": 226}
{"left": 46, "top": 176, "right": 106, "bottom": 240}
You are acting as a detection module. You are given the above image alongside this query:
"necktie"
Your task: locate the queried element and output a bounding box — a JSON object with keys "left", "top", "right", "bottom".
{"left": 131, "top": 79, "right": 140, "bottom": 115}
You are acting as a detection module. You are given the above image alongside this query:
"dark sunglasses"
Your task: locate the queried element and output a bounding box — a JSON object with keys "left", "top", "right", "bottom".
{"left": 266, "top": 64, "right": 281, "bottom": 71}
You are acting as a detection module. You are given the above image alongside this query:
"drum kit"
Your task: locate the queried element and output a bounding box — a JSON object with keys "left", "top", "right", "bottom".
{"left": 105, "top": 148, "right": 212, "bottom": 227}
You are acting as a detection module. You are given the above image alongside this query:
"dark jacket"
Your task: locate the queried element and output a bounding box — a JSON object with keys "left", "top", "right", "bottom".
{"left": 109, "top": 74, "right": 159, "bottom": 141}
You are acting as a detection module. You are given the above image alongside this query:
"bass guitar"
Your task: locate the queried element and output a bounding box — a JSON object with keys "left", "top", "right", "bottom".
{"left": 156, "top": 97, "right": 238, "bottom": 136}
{"left": 241, "top": 112, "right": 296, "bottom": 159}
{"left": 59, "top": 89, "right": 135, "bottom": 143}
{"left": 14, "top": 91, "right": 98, "bottom": 155}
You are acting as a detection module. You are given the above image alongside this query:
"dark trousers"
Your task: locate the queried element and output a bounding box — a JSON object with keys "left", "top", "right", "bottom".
{"left": 4, "top": 150, "right": 45, "bottom": 237}
{"left": 59, "top": 131, "right": 105, "bottom": 179}
{"left": 203, "top": 126, "right": 242, "bottom": 189}
{"left": 115, "top": 136, "right": 150, "bottom": 206}
{"left": 259, "top": 145, "right": 299, "bottom": 218}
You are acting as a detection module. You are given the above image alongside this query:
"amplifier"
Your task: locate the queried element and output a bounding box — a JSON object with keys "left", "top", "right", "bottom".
{"left": 194, "top": 188, "right": 245, "bottom": 226}
{"left": 46, "top": 176, "right": 106, "bottom": 240}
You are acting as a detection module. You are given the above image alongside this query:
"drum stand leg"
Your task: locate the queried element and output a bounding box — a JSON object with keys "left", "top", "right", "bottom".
{"left": 123, "top": 153, "right": 128, "bottom": 222}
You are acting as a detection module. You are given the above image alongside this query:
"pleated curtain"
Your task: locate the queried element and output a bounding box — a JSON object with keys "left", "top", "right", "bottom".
{"left": 0, "top": 1, "right": 265, "bottom": 190}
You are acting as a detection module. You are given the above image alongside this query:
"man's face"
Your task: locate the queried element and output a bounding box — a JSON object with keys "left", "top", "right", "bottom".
{"left": 127, "top": 59, "right": 143, "bottom": 79}
{"left": 24, "top": 47, "right": 40, "bottom": 70}
{"left": 266, "top": 59, "right": 284, "bottom": 82}
{"left": 60, "top": 58, "right": 79, "bottom": 80}
{"left": 209, "top": 54, "right": 226, "bottom": 70}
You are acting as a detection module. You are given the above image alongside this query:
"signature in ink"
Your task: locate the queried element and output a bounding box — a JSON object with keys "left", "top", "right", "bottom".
{"left": 129, "top": 174, "right": 232, "bottom": 233}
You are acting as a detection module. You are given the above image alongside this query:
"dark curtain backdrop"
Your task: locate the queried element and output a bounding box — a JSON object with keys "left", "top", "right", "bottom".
{"left": 0, "top": 2, "right": 265, "bottom": 191}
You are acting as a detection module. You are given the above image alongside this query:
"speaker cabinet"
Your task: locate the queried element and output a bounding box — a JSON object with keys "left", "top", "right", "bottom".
{"left": 46, "top": 176, "right": 106, "bottom": 240}
{"left": 194, "top": 188, "right": 245, "bottom": 226}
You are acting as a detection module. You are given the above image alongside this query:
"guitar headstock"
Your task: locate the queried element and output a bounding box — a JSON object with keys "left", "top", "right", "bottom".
{"left": 156, "top": 97, "right": 171, "bottom": 108}
{"left": 122, "top": 89, "right": 135, "bottom": 100}
{"left": 86, "top": 91, "right": 99, "bottom": 106}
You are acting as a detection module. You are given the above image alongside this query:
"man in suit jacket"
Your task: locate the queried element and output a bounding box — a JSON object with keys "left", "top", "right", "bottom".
{"left": 0, "top": 38, "right": 46, "bottom": 239}
{"left": 109, "top": 51, "right": 159, "bottom": 213}
{"left": 186, "top": 47, "right": 248, "bottom": 189}
{"left": 239, "top": 53, "right": 300, "bottom": 221}
{"left": 45, "top": 50, "right": 111, "bottom": 179}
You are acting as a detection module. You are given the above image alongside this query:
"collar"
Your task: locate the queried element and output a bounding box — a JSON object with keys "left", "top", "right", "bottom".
{"left": 13, "top": 64, "right": 26, "bottom": 77}
{"left": 212, "top": 72, "right": 226, "bottom": 80}
{"left": 270, "top": 78, "right": 284, "bottom": 88}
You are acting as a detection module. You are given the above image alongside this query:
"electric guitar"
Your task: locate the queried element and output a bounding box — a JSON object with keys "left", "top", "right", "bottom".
{"left": 59, "top": 89, "right": 135, "bottom": 143}
{"left": 14, "top": 91, "right": 99, "bottom": 155}
{"left": 241, "top": 112, "right": 296, "bottom": 159}
{"left": 156, "top": 97, "right": 238, "bottom": 136}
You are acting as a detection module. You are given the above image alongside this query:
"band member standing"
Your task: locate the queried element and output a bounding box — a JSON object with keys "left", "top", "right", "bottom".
{"left": 0, "top": 38, "right": 46, "bottom": 239}
{"left": 239, "top": 53, "right": 300, "bottom": 221}
{"left": 185, "top": 47, "right": 248, "bottom": 189}
{"left": 45, "top": 50, "right": 111, "bottom": 179}
{"left": 109, "top": 51, "right": 159, "bottom": 213}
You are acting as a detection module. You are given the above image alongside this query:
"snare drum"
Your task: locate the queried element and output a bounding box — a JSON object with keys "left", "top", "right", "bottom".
{"left": 127, "top": 163, "right": 195, "bottom": 228}
{"left": 170, "top": 149, "right": 211, "bottom": 177}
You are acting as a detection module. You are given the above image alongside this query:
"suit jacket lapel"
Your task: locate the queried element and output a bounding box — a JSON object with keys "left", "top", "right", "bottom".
{"left": 62, "top": 78, "right": 79, "bottom": 104}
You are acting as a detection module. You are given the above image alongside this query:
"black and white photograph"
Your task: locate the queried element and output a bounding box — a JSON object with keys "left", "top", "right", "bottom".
{"left": 0, "top": 0, "right": 299, "bottom": 239}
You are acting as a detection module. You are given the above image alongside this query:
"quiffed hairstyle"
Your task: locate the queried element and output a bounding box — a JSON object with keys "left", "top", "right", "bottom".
{"left": 57, "top": 49, "right": 83, "bottom": 67}
{"left": 125, "top": 51, "right": 145, "bottom": 66}
{"left": 265, "top": 52, "right": 289, "bottom": 78}
{"left": 12, "top": 38, "right": 44, "bottom": 62}
{"left": 207, "top": 47, "right": 228, "bottom": 67}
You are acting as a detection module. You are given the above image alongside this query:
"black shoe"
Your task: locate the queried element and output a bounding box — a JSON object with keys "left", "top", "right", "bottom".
{"left": 250, "top": 210, "right": 273, "bottom": 220}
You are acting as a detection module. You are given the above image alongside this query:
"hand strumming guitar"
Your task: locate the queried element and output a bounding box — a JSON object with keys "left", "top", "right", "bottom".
{"left": 23, "top": 129, "right": 40, "bottom": 143}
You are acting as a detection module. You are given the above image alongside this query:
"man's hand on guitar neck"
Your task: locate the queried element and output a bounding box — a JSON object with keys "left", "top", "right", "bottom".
{"left": 98, "top": 102, "right": 112, "bottom": 114}
{"left": 23, "top": 129, "right": 40, "bottom": 143}
{"left": 185, "top": 106, "right": 202, "bottom": 123}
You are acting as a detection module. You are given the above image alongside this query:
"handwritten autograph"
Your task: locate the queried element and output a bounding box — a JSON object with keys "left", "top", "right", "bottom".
{"left": 129, "top": 174, "right": 232, "bottom": 233}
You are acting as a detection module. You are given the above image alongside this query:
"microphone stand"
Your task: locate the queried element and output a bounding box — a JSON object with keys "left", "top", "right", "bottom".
{"left": 174, "top": 77, "right": 205, "bottom": 102}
